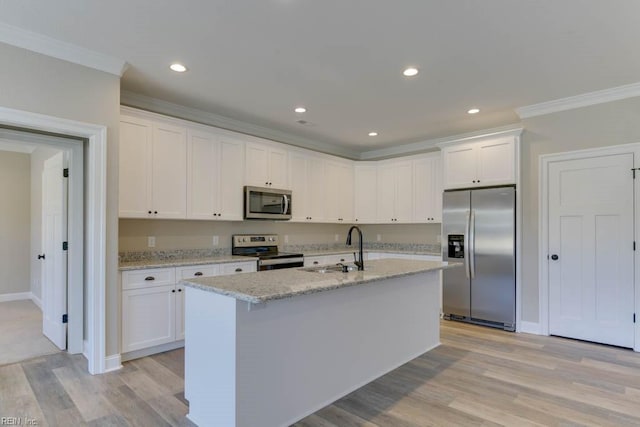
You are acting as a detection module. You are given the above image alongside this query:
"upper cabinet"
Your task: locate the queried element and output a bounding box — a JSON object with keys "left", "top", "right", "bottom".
{"left": 376, "top": 159, "right": 413, "bottom": 223}
{"left": 119, "top": 115, "right": 187, "bottom": 219}
{"left": 440, "top": 133, "right": 519, "bottom": 189}
{"left": 413, "top": 153, "right": 442, "bottom": 223}
{"left": 325, "top": 160, "right": 354, "bottom": 223}
{"left": 289, "top": 151, "right": 326, "bottom": 222}
{"left": 353, "top": 163, "right": 377, "bottom": 224}
{"left": 245, "top": 142, "right": 289, "bottom": 189}
{"left": 187, "top": 130, "right": 244, "bottom": 220}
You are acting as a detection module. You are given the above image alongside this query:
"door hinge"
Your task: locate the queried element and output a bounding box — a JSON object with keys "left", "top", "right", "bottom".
{"left": 62, "top": 241, "right": 68, "bottom": 251}
{"left": 634, "top": 241, "right": 636, "bottom": 251}
{"left": 62, "top": 314, "right": 68, "bottom": 324}
{"left": 63, "top": 168, "right": 69, "bottom": 178}
{"left": 634, "top": 313, "right": 636, "bottom": 323}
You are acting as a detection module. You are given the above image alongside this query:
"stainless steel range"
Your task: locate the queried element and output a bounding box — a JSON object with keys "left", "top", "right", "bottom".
{"left": 232, "top": 234, "right": 304, "bottom": 271}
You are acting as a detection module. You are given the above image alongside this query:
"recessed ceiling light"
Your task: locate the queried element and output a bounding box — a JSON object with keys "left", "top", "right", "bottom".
{"left": 169, "top": 63, "right": 188, "bottom": 73}
{"left": 294, "top": 107, "right": 307, "bottom": 113}
{"left": 403, "top": 67, "right": 419, "bottom": 77}
{"left": 368, "top": 132, "right": 378, "bottom": 137}
{"left": 468, "top": 108, "right": 480, "bottom": 114}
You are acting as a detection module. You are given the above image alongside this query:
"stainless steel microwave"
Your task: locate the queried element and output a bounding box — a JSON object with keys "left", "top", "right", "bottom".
{"left": 244, "top": 186, "right": 292, "bottom": 220}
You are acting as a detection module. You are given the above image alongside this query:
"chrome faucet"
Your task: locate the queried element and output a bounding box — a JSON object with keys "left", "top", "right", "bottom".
{"left": 346, "top": 225, "right": 364, "bottom": 271}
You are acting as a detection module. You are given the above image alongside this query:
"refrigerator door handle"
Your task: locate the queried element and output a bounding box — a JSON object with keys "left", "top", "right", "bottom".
{"left": 469, "top": 209, "right": 476, "bottom": 279}
{"left": 464, "top": 210, "right": 471, "bottom": 279}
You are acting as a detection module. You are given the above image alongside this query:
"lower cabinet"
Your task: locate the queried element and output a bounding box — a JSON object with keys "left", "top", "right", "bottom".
{"left": 121, "top": 261, "right": 256, "bottom": 355}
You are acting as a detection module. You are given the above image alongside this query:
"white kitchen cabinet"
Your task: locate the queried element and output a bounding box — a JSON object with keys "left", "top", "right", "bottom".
{"left": 354, "top": 163, "right": 377, "bottom": 224}
{"left": 304, "top": 254, "right": 352, "bottom": 267}
{"left": 289, "top": 151, "right": 326, "bottom": 222}
{"left": 413, "top": 153, "right": 442, "bottom": 223}
{"left": 441, "top": 136, "right": 515, "bottom": 189}
{"left": 245, "top": 141, "right": 289, "bottom": 189}
{"left": 376, "top": 160, "right": 413, "bottom": 223}
{"left": 219, "top": 261, "right": 257, "bottom": 275}
{"left": 187, "top": 130, "right": 244, "bottom": 220}
{"left": 325, "top": 160, "right": 354, "bottom": 223}
{"left": 119, "top": 114, "right": 187, "bottom": 219}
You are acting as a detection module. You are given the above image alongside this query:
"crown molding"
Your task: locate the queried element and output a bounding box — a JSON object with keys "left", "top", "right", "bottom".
{"left": 121, "top": 91, "right": 360, "bottom": 159}
{"left": 360, "top": 124, "right": 523, "bottom": 160}
{"left": 516, "top": 81, "right": 640, "bottom": 119}
{"left": 0, "top": 22, "right": 128, "bottom": 76}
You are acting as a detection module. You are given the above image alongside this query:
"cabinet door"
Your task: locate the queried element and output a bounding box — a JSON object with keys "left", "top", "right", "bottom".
{"left": 337, "top": 163, "right": 354, "bottom": 222}
{"left": 476, "top": 137, "right": 515, "bottom": 186}
{"left": 354, "top": 164, "right": 377, "bottom": 223}
{"left": 289, "top": 152, "right": 310, "bottom": 221}
{"left": 187, "top": 130, "right": 218, "bottom": 219}
{"left": 304, "top": 256, "right": 326, "bottom": 267}
{"left": 268, "top": 147, "right": 289, "bottom": 189}
{"left": 307, "top": 156, "right": 326, "bottom": 222}
{"left": 122, "top": 285, "right": 176, "bottom": 352}
{"left": 431, "top": 156, "right": 443, "bottom": 222}
{"left": 325, "top": 161, "right": 353, "bottom": 222}
{"left": 442, "top": 143, "right": 477, "bottom": 189}
{"left": 152, "top": 122, "right": 187, "bottom": 218}
{"left": 119, "top": 116, "right": 152, "bottom": 218}
{"left": 245, "top": 143, "right": 270, "bottom": 187}
{"left": 176, "top": 264, "right": 218, "bottom": 280}
{"left": 376, "top": 164, "right": 396, "bottom": 223}
{"left": 414, "top": 154, "right": 442, "bottom": 223}
{"left": 394, "top": 161, "right": 414, "bottom": 222}
{"left": 324, "top": 162, "right": 342, "bottom": 222}
{"left": 219, "top": 261, "right": 257, "bottom": 275}
{"left": 175, "top": 284, "right": 185, "bottom": 341}
{"left": 218, "top": 137, "right": 245, "bottom": 220}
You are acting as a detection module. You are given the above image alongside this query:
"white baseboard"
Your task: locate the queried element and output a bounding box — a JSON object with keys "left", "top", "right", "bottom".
{"left": 0, "top": 291, "right": 32, "bottom": 303}
{"left": 121, "top": 340, "right": 185, "bottom": 362}
{"left": 30, "top": 293, "right": 42, "bottom": 310}
{"left": 519, "top": 321, "right": 542, "bottom": 335}
{"left": 104, "top": 354, "right": 122, "bottom": 372}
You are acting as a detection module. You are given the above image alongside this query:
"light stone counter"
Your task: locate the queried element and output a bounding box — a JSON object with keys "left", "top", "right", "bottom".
{"left": 181, "top": 258, "right": 459, "bottom": 304}
{"left": 118, "top": 255, "right": 257, "bottom": 271}
{"left": 302, "top": 248, "right": 441, "bottom": 257}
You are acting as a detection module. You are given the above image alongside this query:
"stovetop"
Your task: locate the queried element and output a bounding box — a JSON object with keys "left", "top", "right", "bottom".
{"left": 231, "top": 234, "right": 303, "bottom": 259}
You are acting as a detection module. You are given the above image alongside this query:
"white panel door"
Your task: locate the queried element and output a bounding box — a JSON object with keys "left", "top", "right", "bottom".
{"left": 548, "top": 153, "right": 634, "bottom": 347}
{"left": 152, "top": 123, "right": 187, "bottom": 218}
{"left": 42, "top": 152, "right": 67, "bottom": 350}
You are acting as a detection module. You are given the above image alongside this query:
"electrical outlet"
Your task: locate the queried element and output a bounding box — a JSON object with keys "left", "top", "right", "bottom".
{"left": 436, "top": 234, "right": 441, "bottom": 243}
{"left": 284, "top": 235, "right": 289, "bottom": 244}
{"left": 148, "top": 236, "right": 156, "bottom": 248}
{"left": 212, "top": 235, "right": 219, "bottom": 246}
{"left": 334, "top": 234, "right": 339, "bottom": 242}
{"left": 377, "top": 234, "right": 382, "bottom": 242}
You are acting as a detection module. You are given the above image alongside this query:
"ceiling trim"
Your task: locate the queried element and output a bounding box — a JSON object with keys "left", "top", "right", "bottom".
{"left": 121, "top": 91, "right": 361, "bottom": 159}
{"left": 516, "top": 81, "right": 640, "bottom": 119}
{"left": 360, "top": 124, "right": 523, "bottom": 160}
{"left": 0, "top": 22, "right": 128, "bottom": 76}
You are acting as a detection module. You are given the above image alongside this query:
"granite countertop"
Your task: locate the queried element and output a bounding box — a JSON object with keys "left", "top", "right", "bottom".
{"left": 181, "top": 259, "right": 461, "bottom": 304}
{"left": 302, "top": 248, "right": 441, "bottom": 257}
{"left": 119, "top": 255, "right": 257, "bottom": 271}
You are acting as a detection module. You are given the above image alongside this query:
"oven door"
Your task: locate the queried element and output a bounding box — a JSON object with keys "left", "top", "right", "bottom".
{"left": 259, "top": 257, "right": 304, "bottom": 271}
{"left": 244, "top": 186, "right": 292, "bottom": 220}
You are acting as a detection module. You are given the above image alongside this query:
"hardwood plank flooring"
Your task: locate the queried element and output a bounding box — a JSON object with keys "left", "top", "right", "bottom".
{"left": 1, "top": 321, "right": 640, "bottom": 426}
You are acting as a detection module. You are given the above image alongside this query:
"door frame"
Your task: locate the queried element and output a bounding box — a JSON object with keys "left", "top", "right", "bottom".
{"left": 0, "top": 106, "right": 107, "bottom": 373}
{"left": 539, "top": 143, "right": 640, "bottom": 351}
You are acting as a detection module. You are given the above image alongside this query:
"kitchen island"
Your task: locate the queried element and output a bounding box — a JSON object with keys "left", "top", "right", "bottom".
{"left": 181, "top": 259, "right": 458, "bottom": 427}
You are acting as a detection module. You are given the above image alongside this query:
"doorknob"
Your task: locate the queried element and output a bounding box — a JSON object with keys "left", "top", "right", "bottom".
{"left": 550, "top": 254, "right": 559, "bottom": 260}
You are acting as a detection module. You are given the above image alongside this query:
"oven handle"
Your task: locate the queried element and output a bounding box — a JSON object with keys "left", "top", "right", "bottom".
{"left": 259, "top": 257, "right": 304, "bottom": 266}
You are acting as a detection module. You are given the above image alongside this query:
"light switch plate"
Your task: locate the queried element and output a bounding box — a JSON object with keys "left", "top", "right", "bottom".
{"left": 212, "top": 235, "right": 219, "bottom": 246}
{"left": 334, "top": 234, "right": 339, "bottom": 242}
{"left": 377, "top": 234, "right": 381, "bottom": 242}
{"left": 436, "top": 234, "right": 441, "bottom": 243}
{"left": 284, "top": 235, "right": 289, "bottom": 244}
{"left": 148, "top": 236, "right": 156, "bottom": 248}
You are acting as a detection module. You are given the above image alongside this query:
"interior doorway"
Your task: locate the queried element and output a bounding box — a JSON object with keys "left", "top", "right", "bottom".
{"left": 540, "top": 144, "right": 639, "bottom": 350}
{"left": 0, "top": 131, "right": 81, "bottom": 365}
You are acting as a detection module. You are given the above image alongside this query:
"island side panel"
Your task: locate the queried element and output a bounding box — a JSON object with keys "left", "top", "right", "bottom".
{"left": 185, "top": 287, "right": 238, "bottom": 427}
{"left": 235, "top": 271, "right": 440, "bottom": 427}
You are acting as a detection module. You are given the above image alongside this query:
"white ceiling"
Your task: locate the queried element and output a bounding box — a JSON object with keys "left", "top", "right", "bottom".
{"left": 1, "top": 1, "right": 639, "bottom": 154}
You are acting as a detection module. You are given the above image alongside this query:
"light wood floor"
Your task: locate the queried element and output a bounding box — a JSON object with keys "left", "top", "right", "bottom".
{"left": 0, "top": 299, "right": 60, "bottom": 366}
{"left": 2, "top": 321, "right": 640, "bottom": 426}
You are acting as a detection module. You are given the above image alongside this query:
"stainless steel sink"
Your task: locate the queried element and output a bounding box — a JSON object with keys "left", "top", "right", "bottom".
{"left": 302, "top": 264, "right": 356, "bottom": 273}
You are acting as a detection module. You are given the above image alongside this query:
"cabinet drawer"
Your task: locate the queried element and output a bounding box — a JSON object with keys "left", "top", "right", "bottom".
{"left": 122, "top": 268, "right": 175, "bottom": 290}
{"left": 176, "top": 264, "right": 218, "bottom": 280}
{"left": 219, "top": 261, "right": 256, "bottom": 275}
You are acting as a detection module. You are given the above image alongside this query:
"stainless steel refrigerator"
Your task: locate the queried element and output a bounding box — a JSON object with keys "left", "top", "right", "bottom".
{"left": 442, "top": 186, "right": 516, "bottom": 331}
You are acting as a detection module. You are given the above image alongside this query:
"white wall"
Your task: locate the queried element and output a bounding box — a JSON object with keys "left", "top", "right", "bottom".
{"left": 0, "top": 150, "right": 31, "bottom": 295}
{"left": 0, "top": 42, "right": 121, "bottom": 356}
{"left": 520, "top": 96, "right": 640, "bottom": 322}
{"left": 30, "top": 146, "right": 63, "bottom": 301}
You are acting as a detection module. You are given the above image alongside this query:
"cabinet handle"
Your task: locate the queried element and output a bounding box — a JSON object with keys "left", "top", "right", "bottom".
{"left": 154, "top": 211, "right": 158, "bottom": 214}
{"left": 178, "top": 288, "right": 182, "bottom": 292}
{"left": 194, "top": 272, "right": 203, "bottom": 276}
{"left": 313, "top": 261, "right": 319, "bottom": 265}
{"left": 172, "top": 289, "right": 176, "bottom": 293}
{"left": 148, "top": 210, "right": 152, "bottom": 214}
{"left": 340, "top": 258, "right": 345, "bottom": 262}
{"left": 144, "top": 276, "right": 155, "bottom": 281}
{"left": 38, "top": 254, "right": 46, "bottom": 260}
{"left": 235, "top": 268, "right": 243, "bottom": 272}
